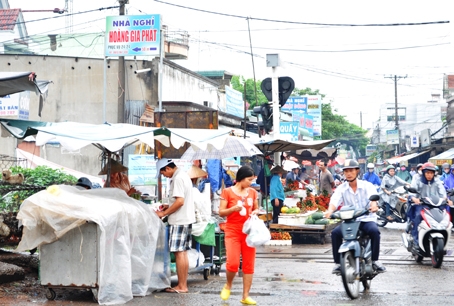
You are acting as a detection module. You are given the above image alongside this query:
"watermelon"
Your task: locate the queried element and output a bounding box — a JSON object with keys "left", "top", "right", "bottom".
{"left": 311, "top": 212, "right": 324, "bottom": 220}
{"left": 305, "top": 216, "right": 315, "bottom": 224}
{"left": 314, "top": 219, "right": 329, "bottom": 225}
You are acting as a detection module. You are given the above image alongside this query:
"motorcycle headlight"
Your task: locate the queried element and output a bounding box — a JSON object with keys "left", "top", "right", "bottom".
{"left": 339, "top": 210, "right": 355, "bottom": 220}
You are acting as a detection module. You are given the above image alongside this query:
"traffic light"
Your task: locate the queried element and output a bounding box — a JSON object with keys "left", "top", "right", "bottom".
{"left": 261, "top": 77, "right": 295, "bottom": 107}
{"left": 253, "top": 103, "right": 273, "bottom": 134}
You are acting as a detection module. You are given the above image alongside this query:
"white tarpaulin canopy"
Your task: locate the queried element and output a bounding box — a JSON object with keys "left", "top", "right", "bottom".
{"left": 31, "top": 122, "right": 232, "bottom": 153}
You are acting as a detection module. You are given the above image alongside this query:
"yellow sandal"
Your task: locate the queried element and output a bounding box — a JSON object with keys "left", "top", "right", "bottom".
{"left": 220, "top": 285, "right": 230, "bottom": 300}
{"left": 240, "top": 297, "right": 257, "bottom": 305}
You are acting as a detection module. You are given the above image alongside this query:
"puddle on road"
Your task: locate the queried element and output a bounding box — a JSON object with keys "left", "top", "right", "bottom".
{"left": 265, "top": 276, "right": 326, "bottom": 285}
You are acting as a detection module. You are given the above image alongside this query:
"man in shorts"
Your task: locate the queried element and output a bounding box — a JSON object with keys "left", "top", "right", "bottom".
{"left": 155, "top": 159, "right": 195, "bottom": 293}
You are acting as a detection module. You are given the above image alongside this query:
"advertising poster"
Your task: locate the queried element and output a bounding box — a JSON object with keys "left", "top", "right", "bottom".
{"left": 105, "top": 14, "right": 161, "bottom": 56}
{"left": 128, "top": 155, "right": 193, "bottom": 186}
{"left": 281, "top": 96, "right": 307, "bottom": 112}
{"left": 386, "top": 130, "right": 399, "bottom": 145}
{"left": 305, "top": 95, "right": 322, "bottom": 137}
{"left": 0, "top": 92, "right": 29, "bottom": 118}
{"left": 292, "top": 111, "right": 314, "bottom": 139}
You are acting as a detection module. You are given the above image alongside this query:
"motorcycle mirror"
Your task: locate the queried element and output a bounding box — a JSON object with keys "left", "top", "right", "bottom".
{"left": 369, "top": 195, "right": 380, "bottom": 201}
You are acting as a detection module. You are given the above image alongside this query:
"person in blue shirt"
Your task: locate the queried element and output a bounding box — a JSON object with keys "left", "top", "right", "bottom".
{"left": 440, "top": 163, "right": 450, "bottom": 182}
{"left": 270, "top": 166, "right": 286, "bottom": 223}
{"left": 362, "top": 163, "right": 381, "bottom": 187}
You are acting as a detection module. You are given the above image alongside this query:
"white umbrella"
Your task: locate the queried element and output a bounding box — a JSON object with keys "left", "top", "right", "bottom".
{"left": 180, "top": 136, "right": 263, "bottom": 160}
{"left": 282, "top": 160, "right": 301, "bottom": 171}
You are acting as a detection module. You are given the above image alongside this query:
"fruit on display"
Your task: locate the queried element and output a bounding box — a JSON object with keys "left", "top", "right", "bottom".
{"left": 311, "top": 212, "right": 324, "bottom": 221}
{"left": 281, "top": 206, "right": 289, "bottom": 213}
{"left": 270, "top": 231, "right": 292, "bottom": 240}
{"left": 314, "top": 219, "right": 329, "bottom": 225}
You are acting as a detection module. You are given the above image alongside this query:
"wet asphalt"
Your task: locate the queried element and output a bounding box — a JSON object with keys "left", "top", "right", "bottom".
{"left": 14, "top": 222, "right": 454, "bottom": 305}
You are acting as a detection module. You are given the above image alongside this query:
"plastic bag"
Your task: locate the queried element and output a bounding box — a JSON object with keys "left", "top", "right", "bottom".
{"left": 187, "top": 249, "right": 205, "bottom": 269}
{"left": 193, "top": 222, "right": 216, "bottom": 246}
{"left": 242, "top": 215, "right": 271, "bottom": 247}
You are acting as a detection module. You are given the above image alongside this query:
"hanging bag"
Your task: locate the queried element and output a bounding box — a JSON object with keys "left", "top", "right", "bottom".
{"left": 242, "top": 215, "right": 271, "bottom": 247}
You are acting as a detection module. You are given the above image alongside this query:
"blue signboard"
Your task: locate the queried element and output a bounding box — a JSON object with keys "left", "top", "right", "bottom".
{"left": 225, "top": 86, "right": 244, "bottom": 118}
{"left": 279, "top": 122, "right": 299, "bottom": 141}
{"left": 281, "top": 96, "right": 307, "bottom": 112}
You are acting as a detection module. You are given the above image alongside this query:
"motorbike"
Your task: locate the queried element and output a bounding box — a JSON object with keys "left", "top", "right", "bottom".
{"left": 377, "top": 186, "right": 408, "bottom": 227}
{"left": 330, "top": 194, "right": 381, "bottom": 299}
{"left": 401, "top": 187, "right": 452, "bottom": 268}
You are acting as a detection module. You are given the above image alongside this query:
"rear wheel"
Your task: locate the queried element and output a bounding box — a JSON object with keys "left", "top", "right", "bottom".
{"left": 376, "top": 217, "right": 388, "bottom": 227}
{"left": 340, "top": 251, "right": 360, "bottom": 299}
{"left": 431, "top": 238, "right": 444, "bottom": 268}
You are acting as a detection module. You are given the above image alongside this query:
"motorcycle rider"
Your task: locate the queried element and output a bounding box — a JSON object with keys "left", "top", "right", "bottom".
{"left": 362, "top": 163, "right": 381, "bottom": 187}
{"left": 380, "top": 165, "right": 410, "bottom": 221}
{"left": 407, "top": 162, "right": 447, "bottom": 244}
{"left": 410, "top": 163, "right": 423, "bottom": 185}
{"left": 440, "top": 163, "right": 450, "bottom": 181}
{"left": 324, "top": 159, "right": 386, "bottom": 274}
{"left": 442, "top": 164, "right": 454, "bottom": 206}
{"left": 396, "top": 165, "right": 412, "bottom": 183}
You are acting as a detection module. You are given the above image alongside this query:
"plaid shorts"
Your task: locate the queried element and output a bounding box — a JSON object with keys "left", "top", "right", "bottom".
{"left": 169, "top": 224, "right": 192, "bottom": 252}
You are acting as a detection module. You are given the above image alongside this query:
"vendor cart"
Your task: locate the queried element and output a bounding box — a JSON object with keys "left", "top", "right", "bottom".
{"left": 39, "top": 221, "right": 100, "bottom": 302}
{"left": 269, "top": 222, "right": 338, "bottom": 244}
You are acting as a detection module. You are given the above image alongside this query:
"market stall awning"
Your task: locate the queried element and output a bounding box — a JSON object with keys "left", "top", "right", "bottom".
{"left": 0, "top": 72, "right": 51, "bottom": 117}
{"left": 429, "top": 148, "right": 454, "bottom": 166}
{"left": 386, "top": 150, "right": 430, "bottom": 166}
{"left": 253, "top": 139, "right": 335, "bottom": 155}
{"left": 0, "top": 118, "right": 54, "bottom": 139}
{"left": 290, "top": 147, "right": 337, "bottom": 161}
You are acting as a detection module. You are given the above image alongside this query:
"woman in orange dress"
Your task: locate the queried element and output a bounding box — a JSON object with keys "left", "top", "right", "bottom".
{"left": 219, "top": 166, "right": 259, "bottom": 305}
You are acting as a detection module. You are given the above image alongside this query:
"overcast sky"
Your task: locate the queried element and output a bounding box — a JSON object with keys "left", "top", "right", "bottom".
{"left": 9, "top": 0, "right": 454, "bottom": 131}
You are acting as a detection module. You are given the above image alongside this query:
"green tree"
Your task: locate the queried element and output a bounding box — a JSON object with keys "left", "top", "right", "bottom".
{"left": 0, "top": 166, "right": 78, "bottom": 212}
{"left": 292, "top": 87, "right": 326, "bottom": 98}
{"left": 231, "top": 75, "right": 268, "bottom": 109}
{"left": 321, "top": 103, "right": 369, "bottom": 156}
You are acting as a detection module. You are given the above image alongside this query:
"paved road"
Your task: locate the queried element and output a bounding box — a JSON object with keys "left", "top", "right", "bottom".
{"left": 14, "top": 223, "right": 454, "bottom": 305}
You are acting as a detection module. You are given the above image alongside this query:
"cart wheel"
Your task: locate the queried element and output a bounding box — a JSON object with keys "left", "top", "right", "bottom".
{"left": 91, "top": 288, "right": 98, "bottom": 303}
{"left": 215, "top": 266, "right": 221, "bottom": 275}
{"left": 203, "top": 268, "right": 210, "bottom": 280}
{"left": 45, "top": 288, "right": 56, "bottom": 300}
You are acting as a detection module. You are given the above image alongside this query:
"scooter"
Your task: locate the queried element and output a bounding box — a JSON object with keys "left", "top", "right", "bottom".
{"left": 401, "top": 187, "right": 452, "bottom": 268}
{"left": 377, "top": 186, "right": 408, "bottom": 227}
{"left": 330, "top": 194, "right": 381, "bottom": 299}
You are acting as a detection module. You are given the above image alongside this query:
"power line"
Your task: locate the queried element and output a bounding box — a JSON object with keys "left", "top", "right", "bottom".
{"left": 154, "top": 0, "right": 449, "bottom": 27}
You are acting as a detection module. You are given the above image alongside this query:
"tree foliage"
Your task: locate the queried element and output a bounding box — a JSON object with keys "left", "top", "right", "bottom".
{"left": 292, "top": 87, "right": 326, "bottom": 98}
{"left": 231, "top": 75, "right": 268, "bottom": 109}
{"left": 0, "top": 166, "right": 77, "bottom": 212}
{"left": 321, "top": 103, "right": 369, "bottom": 156}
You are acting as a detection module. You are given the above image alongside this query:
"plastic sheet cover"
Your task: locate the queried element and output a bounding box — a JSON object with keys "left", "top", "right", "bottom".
{"left": 16, "top": 185, "right": 170, "bottom": 305}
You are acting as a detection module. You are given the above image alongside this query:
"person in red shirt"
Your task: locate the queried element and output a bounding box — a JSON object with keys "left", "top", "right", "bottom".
{"left": 219, "top": 166, "right": 259, "bottom": 305}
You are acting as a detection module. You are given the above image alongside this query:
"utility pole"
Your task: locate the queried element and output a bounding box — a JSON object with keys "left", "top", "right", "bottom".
{"left": 360, "top": 111, "right": 362, "bottom": 128}
{"left": 385, "top": 74, "right": 407, "bottom": 154}
{"left": 117, "top": 1, "right": 127, "bottom": 123}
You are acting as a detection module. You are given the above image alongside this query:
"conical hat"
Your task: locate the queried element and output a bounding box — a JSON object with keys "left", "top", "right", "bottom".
{"left": 187, "top": 166, "right": 207, "bottom": 179}
{"left": 98, "top": 159, "right": 128, "bottom": 175}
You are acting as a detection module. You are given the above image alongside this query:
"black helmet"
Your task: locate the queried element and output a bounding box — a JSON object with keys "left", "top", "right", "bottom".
{"left": 76, "top": 177, "right": 93, "bottom": 189}
{"left": 343, "top": 159, "right": 360, "bottom": 170}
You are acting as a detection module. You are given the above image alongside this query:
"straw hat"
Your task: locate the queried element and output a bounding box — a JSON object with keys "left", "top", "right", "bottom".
{"left": 98, "top": 159, "right": 128, "bottom": 175}
{"left": 187, "top": 166, "right": 207, "bottom": 179}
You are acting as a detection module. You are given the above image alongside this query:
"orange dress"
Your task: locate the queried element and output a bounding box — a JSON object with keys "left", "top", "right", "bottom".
{"left": 221, "top": 187, "right": 258, "bottom": 274}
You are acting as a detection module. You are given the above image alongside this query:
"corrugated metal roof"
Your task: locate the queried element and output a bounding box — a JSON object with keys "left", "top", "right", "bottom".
{"left": 0, "top": 9, "right": 20, "bottom": 31}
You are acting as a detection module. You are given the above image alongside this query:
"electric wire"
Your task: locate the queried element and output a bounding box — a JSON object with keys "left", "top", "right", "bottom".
{"left": 153, "top": 0, "right": 449, "bottom": 27}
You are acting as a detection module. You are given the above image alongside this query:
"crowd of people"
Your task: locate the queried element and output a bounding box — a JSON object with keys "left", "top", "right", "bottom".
{"left": 151, "top": 156, "right": 452, "bottom": 304}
